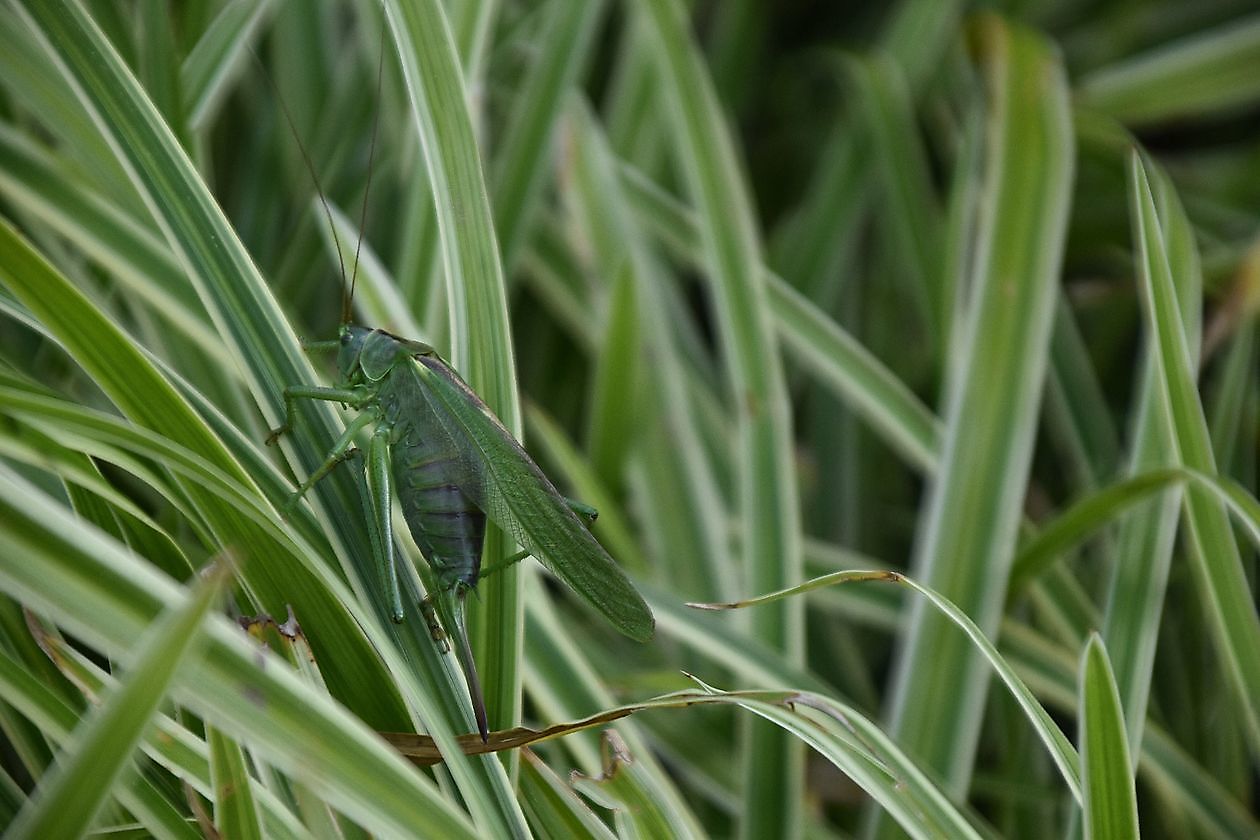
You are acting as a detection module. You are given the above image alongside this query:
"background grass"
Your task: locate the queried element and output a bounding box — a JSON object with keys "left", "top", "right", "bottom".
{"left": 1, "top": 0, "right": 1259, "bottom": 837}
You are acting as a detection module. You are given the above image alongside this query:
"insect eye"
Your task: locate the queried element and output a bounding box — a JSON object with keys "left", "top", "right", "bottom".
{"left": 340, "top": 331, "right": 352, "bottom": 345}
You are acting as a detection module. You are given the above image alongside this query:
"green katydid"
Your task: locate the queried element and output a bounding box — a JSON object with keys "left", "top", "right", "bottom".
{"left": 263, "top": 28, "right": 653, "bottom": 743}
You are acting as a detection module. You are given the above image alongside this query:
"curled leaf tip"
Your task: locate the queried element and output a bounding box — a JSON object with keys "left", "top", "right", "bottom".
{"left": 685, "top": 600, "right": 737, "bottom": 610}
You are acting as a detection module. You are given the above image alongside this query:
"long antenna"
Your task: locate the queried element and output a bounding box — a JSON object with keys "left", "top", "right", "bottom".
{"left": 253, "top": 49, "right": 346, "bottom": 306}
{"left": 347, "top": 15, "right": 387, "bottom": 326}
{"left": 252, "top": 10, "right": 386, "bottom": 328}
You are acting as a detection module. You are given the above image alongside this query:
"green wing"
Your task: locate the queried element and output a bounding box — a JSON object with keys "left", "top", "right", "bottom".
{"left": 409, "top": 354, "right": 654, "bottom": 642}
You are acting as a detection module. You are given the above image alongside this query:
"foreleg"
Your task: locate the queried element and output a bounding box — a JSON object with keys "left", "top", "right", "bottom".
{"left": 282, "top": 411, "right": 376, "bottom": 511}
{"left": 266, "top": 385, "right": 369, "bottom": 445}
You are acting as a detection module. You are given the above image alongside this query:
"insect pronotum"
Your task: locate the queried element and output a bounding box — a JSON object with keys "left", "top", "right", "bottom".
{"left": 264, "top": 12, "right": 653, "bottom": 742}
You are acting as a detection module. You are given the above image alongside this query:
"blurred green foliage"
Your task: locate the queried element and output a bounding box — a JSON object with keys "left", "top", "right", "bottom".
{"left": 0, "top": 1, "right": 1257, "bottom": 837}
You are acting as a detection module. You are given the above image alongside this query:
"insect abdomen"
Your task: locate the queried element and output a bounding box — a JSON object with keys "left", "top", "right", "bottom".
{"left": 372, "top": 342, "right": 486, "bottom": 591}
{"left": 394, "top": 440, "right": 486, "bottom": 589}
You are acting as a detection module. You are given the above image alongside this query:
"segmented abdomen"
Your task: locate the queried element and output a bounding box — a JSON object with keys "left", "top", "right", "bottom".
{"left": 374, "top": 351, "right": 486, "bottom": 591}
{"left": 392, "top": 430, "right": 485, "bottom": 590}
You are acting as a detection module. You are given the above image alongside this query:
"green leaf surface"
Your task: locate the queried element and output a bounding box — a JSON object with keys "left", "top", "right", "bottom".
{"left": 1011, "top": 469, "right": 1188, "bottom": 592}
{"left": 0, "top": 464, "right": 478, "bottom": 838}
{"left": 1130, "top": 151, "right": 1260, "bottom": 746}
{"left": 524, "top": 577, "right": 707, "bottom": 837}
{"left": 0, "top": 636, "right": 306, "bottom": 839}
{"left": 617, "top": 163, "right": 942, "bottom": 474}
{"left": 880, "top": 15, "right": 1074, "bottom": 805}
{"left": 845, "top": 52, "right": 944, "bottom": 345}
{"left": 564, "top": 100, "right": 732, "bottom": 599}
{"left": 7, "top": 1, "right": 524, "bottom": 826}
{"left": 7, "top": 560, "right": 230, "bottom": 839}
{"left": 1096, "top": 155, "right": 1202, "bottom": 762}
{"left": 633, "top": 1, "right": 804, "bottom": 832}
{"left": 1080, "top": 13, "right": 1260, "bottom": 126}
{"left": 207, "top": 725, "right": 264, "bottom": 840}
{"left": 491, "top": 0, "right": 605, "bottom": 271}
{"left": 1, "top": 2, "right": 1257, "bottom": 835}
{"left": 1079, "top": 634, "right": 1139, "bottom": 840}
{"left": 520, "top": 749, "right": 619, "bottom": 840}
{"left": 180, "top": 0, "right": 276, "bottom": 129}
{"left": 690, "top": 568, "right": 1081, "bottom": 803}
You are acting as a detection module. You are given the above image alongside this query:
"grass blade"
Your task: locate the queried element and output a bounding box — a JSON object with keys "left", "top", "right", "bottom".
{"left": 491, "top": 0, "right": 605, "bottom": 271}
{"left": 12, "top": 0, "right": 528, "bottom": 824}
{"left": 180, "top": 0, "right": 276, "bottom": 130}
{"left": 845, "top": 52, "right": 944, "bottom": 348}
{"left": 207, "top": 725, "right": 264, "bottom": 840}
{"left": 0, "top": 219, "right": 402, "bottom": 725}
{"left": 633, "top": 0, "right": 803, "bottom": 832}
{"left": 879, "top": 14, "right": 1074, "bottom": 804}
{"left": 617, "top": 164, "right": 942, "bottom": 473}
{"left": 1099, "top": 156, "right": 1201, "bottom": 760}
{"left": 6, "top": 0, "right": 430, "bottom": 730}
{"left": 1011, "top": 469, "right": 1188, "bottom": 592}
{"left": 1079, "top": 634, "right": 1139, "bottom": 840}
{"left": 1129, "top": 151, "right": 1260, "bottom": 746}
{"left": 0, "top": 465, "right": 480, "bottom": 838}
{"left": 1080, "top": 13, "right": 1260, "bottom": 126}
{"left": 7, "top": 561, "right": 230, "bottom": 839}
{"left": 691, "top": 569, "right": 1082, "bottom": 803}
{"left": 520, "top": 749, "right": 619, "bottom": 840}
{"left": 0, "top": 645, "right": 302, "bottom": 838}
